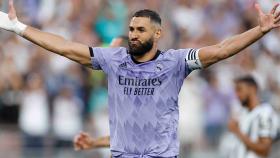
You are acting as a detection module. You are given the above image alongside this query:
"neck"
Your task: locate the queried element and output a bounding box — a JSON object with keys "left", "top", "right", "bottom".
{"left": 247, "top": 95, "right": 260, "bottom": 111}
{"left": 133, "top": 44, "right": 158, "bottom": 63}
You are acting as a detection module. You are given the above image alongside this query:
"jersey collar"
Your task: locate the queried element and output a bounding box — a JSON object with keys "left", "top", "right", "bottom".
{"left": 129, "top": 50, "right": 162, "bottom": 64}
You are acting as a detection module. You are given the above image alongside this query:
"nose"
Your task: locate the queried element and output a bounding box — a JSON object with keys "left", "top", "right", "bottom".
{"left": 130, "top": 31, "right": 139, "bottom": 40}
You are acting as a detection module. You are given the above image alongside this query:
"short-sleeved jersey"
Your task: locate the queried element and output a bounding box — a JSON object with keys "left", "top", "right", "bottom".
{"left": 90, "top": 47, "right": 202, "bottom": 157}
{"left": 227, "top": 103, "right": 280, "bottom": 158}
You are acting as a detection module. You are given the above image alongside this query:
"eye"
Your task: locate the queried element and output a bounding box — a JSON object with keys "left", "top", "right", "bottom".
{"left": 138, "top": 27, "right": 145, "bottom": 32}
{"left": 129, "top": 27, "right": 134, "bottom": 32}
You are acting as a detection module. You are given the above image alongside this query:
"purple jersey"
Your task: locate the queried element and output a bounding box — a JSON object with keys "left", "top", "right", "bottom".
{"left": 90, "top": 47, "right": 201, "bottom": 158}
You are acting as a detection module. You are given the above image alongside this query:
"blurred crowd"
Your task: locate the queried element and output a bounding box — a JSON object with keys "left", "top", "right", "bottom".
{"left": 0, "top": 0, "right": 280, "bottom": 158}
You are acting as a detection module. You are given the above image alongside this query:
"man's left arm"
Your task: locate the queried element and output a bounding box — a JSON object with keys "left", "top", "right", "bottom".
{"left": 198, "top": 3, "right": 280, "bottom": 68}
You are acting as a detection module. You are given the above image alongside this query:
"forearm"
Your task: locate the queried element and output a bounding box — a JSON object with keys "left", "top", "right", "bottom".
{"left": 199, "top": 26, "right": 266, "bottom": 67}
{"left": 23, "top": 26, "right": 68, "bottom": 55}
{"left": 218, "top": 26, "right": 265, "bottom": 59}
{"left": 92, "top": 136, "right": 110, "bottom": 148}
{"left": 236, "top": 132, "right": 270, "bottom": 156}
{"left": 22, "top": 26, "right": 91, "bottom": 66}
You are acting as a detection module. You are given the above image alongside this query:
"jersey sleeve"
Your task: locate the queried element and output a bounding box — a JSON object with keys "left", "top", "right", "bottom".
{"left": 175, "top": 48, "right": 203, "bottom": 78}
{"left": 89, "top": 47, "right": 120, "bottom": 72}
{"left": 257, "top": 112, "right": 279, "bottom": 139}
{"left": 89, "top": 47, "right": 107, "bottom": 70}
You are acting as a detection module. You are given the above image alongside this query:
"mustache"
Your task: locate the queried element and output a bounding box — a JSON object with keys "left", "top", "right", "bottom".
{"left": 130, "top": 38, "right": 141, "bottom": 42}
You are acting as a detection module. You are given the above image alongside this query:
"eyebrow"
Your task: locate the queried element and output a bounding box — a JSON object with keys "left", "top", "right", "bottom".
{"left": 129, "top": 26, "right": 146, "bottom": 30}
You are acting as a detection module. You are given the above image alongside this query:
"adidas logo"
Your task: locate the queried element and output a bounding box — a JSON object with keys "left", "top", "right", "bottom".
{"left": 119, "top": 62, "right": 127, "bottom": 68}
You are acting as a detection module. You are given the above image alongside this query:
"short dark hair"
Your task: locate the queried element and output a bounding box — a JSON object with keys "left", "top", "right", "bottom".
{"left": 132, "top": 9, "right": 161, "bottom": 25}
{"left": 235, "top": 75, "right": 258, "bottom": 90}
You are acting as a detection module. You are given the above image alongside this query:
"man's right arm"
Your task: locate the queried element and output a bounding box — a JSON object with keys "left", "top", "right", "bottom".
{"left": 22, "top": 26, "right": 92, "bottom": 67}
{"left": 0, "top": 0, "right": 92, "bottom": 67}
{"left": 74, "top": 132, "right": 110, "bottom": 150}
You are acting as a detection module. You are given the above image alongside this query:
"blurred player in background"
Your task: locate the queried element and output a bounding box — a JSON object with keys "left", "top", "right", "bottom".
{"left": 1, "top": 0, "right": 280, "bottom": 157}
{"left": 225, "top": 76, "right": 279, "bottom": 158}
{"left": 110, "top": 35, "right": 129, "bottom": 48}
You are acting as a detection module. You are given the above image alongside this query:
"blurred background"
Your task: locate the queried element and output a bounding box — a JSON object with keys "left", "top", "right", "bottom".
{"left": 0, "top": 0, "right": 280, "bottom": 158}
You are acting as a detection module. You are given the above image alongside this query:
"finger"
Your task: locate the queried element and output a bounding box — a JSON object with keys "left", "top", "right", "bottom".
{"left": 77, "top": 136, "right": 91, "bottom": 146}
{"left": 8, "top": 0, "right": 16, "bottom": 20}
{"left": 271, "top": 3, "right": 280, "bottom": 14}
{"left": 8, "top": 0, "right": 14, "bottom": 13}
{"left": 80, "top": 132, "right": 88, "bottom": 137}
{"left": 275, "top": 16, "right": 280, "bottom": 23}
{"left": 274, "top": 11, "right": 280, "bottom": 19}
{"left": 273, "top": 24, "right": 280, "bottom": 28}
{"left": 74, "top": 135, "right": 80, "bottom": 142}
{"left": 74, "top": 143, "right": 81, "bottom": 151}
{"left": 255, "top": 3, "right": 264, "bottom": 16}
{"left": 73, "top": 138, "right": 82, "bottom": 147}
{"left": 75, "top": 141, "right": 84, "bottom": 150}
{"left": 77, "top": 136, "right": 85, "bottom": 144}
{"left": 80, "top": 132, "right": 90, "bottom": 136}
{"left": 74, "top": 135, "right": 83, "bottom": 144}
{"left": 74, "top": 138, "right": 87, "bottom": 150}
{"left": 80, "top": 132, "right": 91, "bottom": 139}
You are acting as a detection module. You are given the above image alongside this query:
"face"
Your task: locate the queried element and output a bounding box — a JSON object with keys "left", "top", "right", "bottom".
{"left": 128, "top": 17, "right": 161, "bottom": 56}
{"left": 235, "top": 82, "right": 251, "bottom": 107}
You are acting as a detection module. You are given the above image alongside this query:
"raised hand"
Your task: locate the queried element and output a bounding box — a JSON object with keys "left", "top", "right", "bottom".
{"left": 0, "top": 0, "right": 26, "bottom": 35}
{"left": 256, "top": 3, "right": 280, "bottom": 33}
{"left": 73, "top": 132, "right": 94, "bottom": 151}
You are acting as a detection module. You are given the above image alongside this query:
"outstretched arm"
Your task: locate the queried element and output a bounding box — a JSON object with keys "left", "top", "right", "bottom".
{"left": 198, "top": 3, "right": 280, "bottom": 68}
{"left": 0, "top": 0, "right": 91, "bottom": 67}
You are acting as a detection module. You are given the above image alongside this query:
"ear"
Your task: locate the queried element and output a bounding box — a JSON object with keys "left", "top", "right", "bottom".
{"left": 154, "top": 28, "right": 162, "bottom": 40}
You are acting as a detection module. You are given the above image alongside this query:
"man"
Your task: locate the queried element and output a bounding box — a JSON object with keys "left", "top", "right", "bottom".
{"left": 1, "top": 0, "right": 280, "bottom": 157}
{"left": 226, "top": 76, "right": 279, "bottom": 158}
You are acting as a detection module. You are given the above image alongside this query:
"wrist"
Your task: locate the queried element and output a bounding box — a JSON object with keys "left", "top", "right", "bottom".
{"left": 258, "top": 25, "right": 270, "bottom": 35}
{"left": 11, "top": 18, "right": 27, "bottom": 36}
{"left": 90, "top": 139, "right": 96, "bottom": 148}
{"left": 234, "top": 129, "right": 243, "bottom": 138}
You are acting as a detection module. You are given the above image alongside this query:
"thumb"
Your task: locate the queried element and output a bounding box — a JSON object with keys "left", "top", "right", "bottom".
{"left": 255, "top": 3, "right": 264, "bottom": 16}
{"left": 8, "top": 0, "right": 17, "bottom": 20}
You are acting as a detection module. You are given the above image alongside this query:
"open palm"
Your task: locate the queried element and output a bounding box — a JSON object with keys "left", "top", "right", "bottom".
{"left": 256, "top": 3, "right": 280, "bottom": 33}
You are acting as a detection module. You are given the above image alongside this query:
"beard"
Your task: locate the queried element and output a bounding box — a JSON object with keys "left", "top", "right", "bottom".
{"left": 128, "top": 38, "right": 154, "bottom": 56}
{"left": 241, "top": 98, "right": 249, "bottom": 107}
